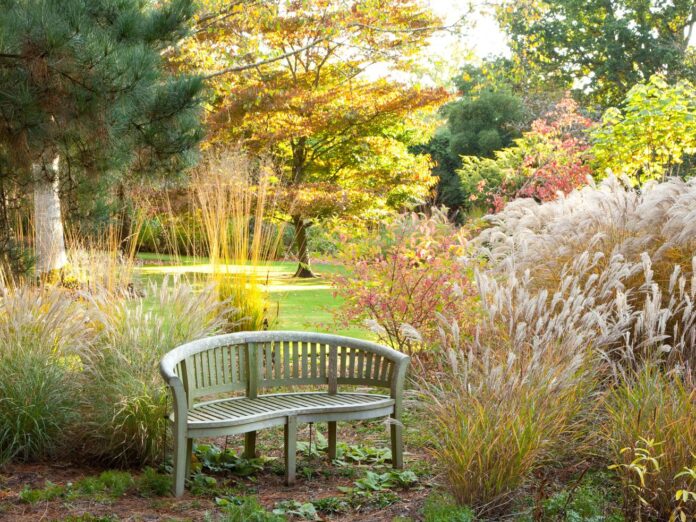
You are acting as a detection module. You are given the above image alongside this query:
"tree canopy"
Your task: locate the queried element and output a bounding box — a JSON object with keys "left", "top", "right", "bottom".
{"left": 176, "top": 0, "right": 449, "bottom": 275}
{"left": 497, "top": 0, "right": 696, "bottom": 108}
{"left": 591, "top": 75, "right": 696, "bottom": 185}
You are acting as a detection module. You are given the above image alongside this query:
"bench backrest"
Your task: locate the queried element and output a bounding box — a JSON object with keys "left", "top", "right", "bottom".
{"left": 160, "top": 331, "right": 410, "bottom": 403}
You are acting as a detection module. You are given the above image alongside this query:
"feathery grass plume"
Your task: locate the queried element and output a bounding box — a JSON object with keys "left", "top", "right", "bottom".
{"left": 193, "top": 150, "right": 284, "bottom": 331}
{"left": 420, "top": 265, "right": 600, "bottom": 515}
{"left": 474, "top": 175, "right": 696, "bottom": 370}
{"left": 79, "top": 278, "right": 232, "bottom": 466}
{"left": 0, "top": 285, "right": 93, "bottom": 464}
{"left": 605, "top": 367, "right": 696, "bottom": 520}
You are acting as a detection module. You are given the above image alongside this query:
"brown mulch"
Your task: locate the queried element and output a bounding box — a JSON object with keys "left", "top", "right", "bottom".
{"left": 0, "top": 424, "right": 435, "bottom": 522}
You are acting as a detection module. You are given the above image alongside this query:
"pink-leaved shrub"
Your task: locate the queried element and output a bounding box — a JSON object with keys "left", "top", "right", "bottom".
{"left": 332, "top": 208, "right": 477, "bottom": 354}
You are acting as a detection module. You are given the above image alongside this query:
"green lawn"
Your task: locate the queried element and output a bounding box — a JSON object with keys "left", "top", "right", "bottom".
{"left": 135, "top": 254, "right": 370, "bottom": 339}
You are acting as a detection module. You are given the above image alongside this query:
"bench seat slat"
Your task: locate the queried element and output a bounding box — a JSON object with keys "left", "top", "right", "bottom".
{"left": 180, "top": 392, "right": 394, "bottom": 428}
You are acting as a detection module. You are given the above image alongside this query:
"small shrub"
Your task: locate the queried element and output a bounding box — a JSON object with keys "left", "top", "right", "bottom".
{"left": 459, "top": 96, "right": 593, "bottom": 212}
{"left": 333, "top": 208, "right": 477, "bottom": 353}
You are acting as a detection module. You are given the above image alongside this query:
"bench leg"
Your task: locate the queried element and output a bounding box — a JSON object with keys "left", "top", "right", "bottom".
{"left": 185, "top": 438, "right": 193, "bottom": 477}
{"left": 391, "top": 421, "right": 404, "bottom": 469}
{"left": 244, "top": 431, "right": 256, "bottom": 459}
{"left": 327, "top": 421, "right": 337, "bottom": 462}
{"left": 173, "top": 434, "right": 191, "bottom": 497}
{"left": 284, "top": 415, "right": 297, "bottom": 486}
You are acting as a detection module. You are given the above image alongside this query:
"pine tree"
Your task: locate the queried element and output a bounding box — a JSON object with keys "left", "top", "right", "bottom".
{"left": 0, "top": 0, "right": 204, "bottom": 273}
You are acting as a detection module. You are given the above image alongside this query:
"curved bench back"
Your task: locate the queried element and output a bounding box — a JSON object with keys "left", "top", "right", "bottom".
{"left": 160, "top": 331, "right": 409, "bottom": 403}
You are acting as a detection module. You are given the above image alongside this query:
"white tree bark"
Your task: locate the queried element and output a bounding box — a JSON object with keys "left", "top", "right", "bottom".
{"left": 33, "top": 153, "right": 67, "bottom": 274}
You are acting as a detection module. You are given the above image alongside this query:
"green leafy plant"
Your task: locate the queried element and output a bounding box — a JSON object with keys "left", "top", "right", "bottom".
{"left": 188, "top": 473, "right": 219, "bottom": 496}
{"left": 334, "top": 443, "right": 392, "bottom": 466}
{"left": 605, "top": 369, "right": 696, "bottom": 520}
{"left": 609, "top": 433, "right": 696, "bottom": 521}
{"left": 215, "top": 495, "right": 284, "bottom": 522}
{"left": 194, "top": 443, "right": 267, "bottom": 476}
{"left": 272, "top": 499, "right": 319, "bottom": 520}
{"left": 536, "top": 473, "right": 625, "bottom": 522}
{"left": 311, "top": 496, "right": 350, "bottom": 515}
{"left": 76, "top": 471, "right": 134, "bottom": 498}
{"left": 421, "top": 492, "right": 475, "bottom": 522}
{"left": 340, "top": 470, "right": 418, "bottom": 495}
{"left": 19, "top": 481, "right": 66, "bottom": 503}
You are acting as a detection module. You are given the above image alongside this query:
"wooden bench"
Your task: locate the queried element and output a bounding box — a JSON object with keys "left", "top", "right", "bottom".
{"left": 159, "top": 331, "right": 410, "bottom": 496}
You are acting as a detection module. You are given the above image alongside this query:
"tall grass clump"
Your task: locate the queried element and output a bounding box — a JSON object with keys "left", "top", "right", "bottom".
{"left": 64, "top": 222, "right": 140, "bottom": 295}
{"left": 604, "top": 367, "right": 696, "bottom": 520}
{"left": 79, "top": 279, "right": 231, "bottom": 466}
{"left": 193, "top": 151, "right": 283, "bottom": 331}
{"left": 0, "top": 286, "right": 92, "bottom": 464}
{"left": 420, "top": 267, "right": 600, "bottom": 515}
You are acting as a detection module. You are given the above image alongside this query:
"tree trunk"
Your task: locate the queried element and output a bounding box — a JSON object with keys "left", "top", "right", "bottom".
{"left": 33, "top": 153, "right": 67, "bottom": 274}
{"left": 289, "top": 137, "right": 315, "bottom": 278}
{"left": 292, "top": 215, "right": 315, "bottom": 278}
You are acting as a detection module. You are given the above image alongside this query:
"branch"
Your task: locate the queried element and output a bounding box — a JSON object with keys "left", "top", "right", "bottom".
{"left": 203, "top": 38, "right": 324, "bottom": 79}
{"left": 347, "top": 15, "right": 467, "bottom": 35}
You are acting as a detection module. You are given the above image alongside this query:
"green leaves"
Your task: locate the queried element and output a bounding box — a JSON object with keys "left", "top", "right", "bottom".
{"left": 591, "top": 75, "right": 696, "bottom": 185}
{"left": 194, "top": 443, "right": 267, "bottom": 477}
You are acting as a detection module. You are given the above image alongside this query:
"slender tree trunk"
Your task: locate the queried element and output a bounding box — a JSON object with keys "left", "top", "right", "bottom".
{"left": 292, "top": 214, "right": 315, "bottom": 278}
{"left": 290, "top": 137, "right": 315, "bottom": 278}
{"left": 33, "top": 152, "right": 67, "bottom": 274}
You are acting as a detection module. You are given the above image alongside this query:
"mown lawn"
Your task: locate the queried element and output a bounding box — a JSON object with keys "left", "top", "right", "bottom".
{"left": 134, "top": 254, "right": 370, "bottom": 339}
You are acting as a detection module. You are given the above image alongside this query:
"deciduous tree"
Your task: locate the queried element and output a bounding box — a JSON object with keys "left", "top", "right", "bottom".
{"left": 497, "top": 0, "right": 696, "bottom": 107}
{"left": 591, "top": 75, "right": 696, "bottom": 185}
{"left": 177, "top": 0, "right": 449, "bottom": 276}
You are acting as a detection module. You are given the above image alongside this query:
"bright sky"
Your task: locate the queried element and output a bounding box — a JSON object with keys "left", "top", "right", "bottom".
{"left": 427, "top": 0, "right": 508, "bottom": 60}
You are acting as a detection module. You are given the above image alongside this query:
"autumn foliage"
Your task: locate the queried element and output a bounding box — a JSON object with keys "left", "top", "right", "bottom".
{"left": 332, "top": 209, "right": 477, "bottom": 354}
{"left": 458, "top": 96, "right": 594, "bottom": 212}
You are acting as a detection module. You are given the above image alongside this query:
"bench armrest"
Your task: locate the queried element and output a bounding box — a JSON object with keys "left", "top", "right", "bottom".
{"left": 389, "top": 356, "right": 410, "bottom": 419}
{"left": 159, "top": 362, "right": 188, "bottom": 425}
